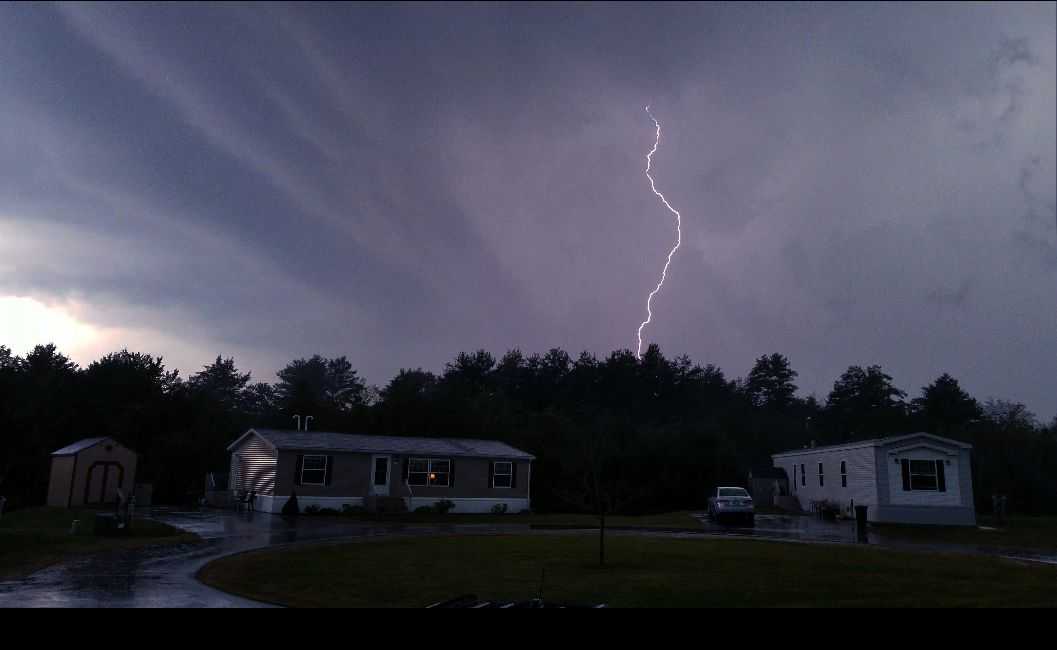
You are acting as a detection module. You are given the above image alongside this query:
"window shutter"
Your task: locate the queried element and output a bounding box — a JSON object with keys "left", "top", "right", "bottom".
{"left": 936, "top": 460, "right": 946, "bottom": 493}
{"left": 488, "top": 462, "right": 495, "bottom": 489}
{"left": 511, "top": 462, "right": 518, "bottom": 489}
{"left": 325, "top": 456, "right": 333, "bottom": 487}
{"left": 295, "top": 454, "right": 304, "bottom": 487}
{"left": 900, "top": 459, "right": 911, "bottom": 491}
{"left": 450, "top": 458, "right": 456, "bottom": 487}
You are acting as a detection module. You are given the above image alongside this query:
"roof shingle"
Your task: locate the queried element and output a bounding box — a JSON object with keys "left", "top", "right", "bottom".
{"left": 239, "top": 429, "right": 535, "bottom": 460}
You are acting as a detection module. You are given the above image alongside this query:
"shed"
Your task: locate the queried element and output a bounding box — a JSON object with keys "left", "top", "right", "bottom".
{"left": 47, "top": 438, "right": 139, "bottom": 508}
{"left": 748, "top": 465, "right": 789, "bottom": 505}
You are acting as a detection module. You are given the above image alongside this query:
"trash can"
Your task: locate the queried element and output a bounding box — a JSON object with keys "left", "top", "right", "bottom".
{"left": 854, "top": 505, "right": 869, "bottom": 543}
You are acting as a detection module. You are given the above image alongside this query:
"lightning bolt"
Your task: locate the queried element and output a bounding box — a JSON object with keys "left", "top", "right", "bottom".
{"left": 636, "top": 105, "right": 683, "bottom": 359}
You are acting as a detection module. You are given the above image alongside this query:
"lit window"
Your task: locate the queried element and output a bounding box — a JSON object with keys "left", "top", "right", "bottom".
{"left": 408, "top": 458, "right": 450, "bottom": 487}
{"left": 493, "top": 462, "right": 513, "bottom": 489}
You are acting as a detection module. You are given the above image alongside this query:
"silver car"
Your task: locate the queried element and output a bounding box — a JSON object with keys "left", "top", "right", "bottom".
{"left": 708, "top": 487, "right": 755, "bottom": 524}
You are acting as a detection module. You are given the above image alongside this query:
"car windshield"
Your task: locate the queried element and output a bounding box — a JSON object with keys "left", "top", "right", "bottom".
{"left": 719, "top": 488, "right": 749, "bottom": 498}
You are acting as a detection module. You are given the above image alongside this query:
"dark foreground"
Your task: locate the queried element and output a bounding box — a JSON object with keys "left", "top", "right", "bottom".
{"left": 198, "top": 535, "right": 1057, "bottom": 608}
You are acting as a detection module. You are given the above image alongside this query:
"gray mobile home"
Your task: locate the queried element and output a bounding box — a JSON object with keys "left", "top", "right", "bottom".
{"left": 227, "top": 429, "right": 534, "bottom": 514}
{"left": 772, "top": 433, "right": 976, "bottom": 526}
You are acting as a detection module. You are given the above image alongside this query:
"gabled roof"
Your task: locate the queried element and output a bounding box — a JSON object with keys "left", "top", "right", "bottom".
{"left": 228, "top": 429, "right": 535, "bottom": 461}
{"left": 51, "top": 437, "right": 112, "bottom": 456}
{"left": 772, "top": 432, "right": 972, "bottom": 459}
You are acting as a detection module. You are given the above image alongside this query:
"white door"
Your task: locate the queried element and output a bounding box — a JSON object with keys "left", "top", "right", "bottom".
{"left": 371, "top": 455, "right": 391, "bottom": 496}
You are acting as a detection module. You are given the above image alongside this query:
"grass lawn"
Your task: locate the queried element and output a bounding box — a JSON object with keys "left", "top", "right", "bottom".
{"left": 0, "top": 507, "right": 198, "bottom": 580}
{"left": 873, "top": 516, "right": 1057, "bottom": 553}
{"left": 336, "top": 510, "right": 706, "bottom": 530}
{"left": 198, "top": 534, "right": 1057, "bottom": 608}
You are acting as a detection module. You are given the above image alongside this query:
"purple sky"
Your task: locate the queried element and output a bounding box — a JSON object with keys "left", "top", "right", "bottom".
{"left": 1, "top": 3, "right": 1054, "bottom": 418}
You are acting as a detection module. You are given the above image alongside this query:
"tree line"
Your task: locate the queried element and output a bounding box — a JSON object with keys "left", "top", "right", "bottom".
{"left": 1, "top": 342, "right": 1054, "bottom": 514}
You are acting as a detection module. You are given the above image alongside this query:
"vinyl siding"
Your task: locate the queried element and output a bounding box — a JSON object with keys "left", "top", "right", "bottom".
{"left": 883, "top": 446, "right": 962, "bottom": 507}
{"left": 230, "top": 433, "right": 277, "bottom": 496}
{"left": 773, "top": 445, "right": 877, "bottom": 513}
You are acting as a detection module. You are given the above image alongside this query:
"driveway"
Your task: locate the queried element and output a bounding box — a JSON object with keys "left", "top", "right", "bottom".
{"left": 0, "top": 509, "right": 529, "bottom": 608}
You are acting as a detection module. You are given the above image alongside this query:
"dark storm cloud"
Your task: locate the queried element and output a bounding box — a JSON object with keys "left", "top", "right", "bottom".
{"left": 0, "top": 2, "right": 1053, "bottom": 417}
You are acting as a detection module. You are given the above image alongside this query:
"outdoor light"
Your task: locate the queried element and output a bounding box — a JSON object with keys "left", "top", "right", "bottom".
{"left": 430, "top": 473, "right": 436, "bottom": 480}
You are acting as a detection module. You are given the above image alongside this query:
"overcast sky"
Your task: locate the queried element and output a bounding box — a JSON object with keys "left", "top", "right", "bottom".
{"left": 1, "top": 2, "right": 1054, "bottom": 418}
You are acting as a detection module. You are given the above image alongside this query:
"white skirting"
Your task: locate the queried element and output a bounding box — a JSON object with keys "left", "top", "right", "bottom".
{"left": 255, "top": 495, "right": 530, "bottom": 515}
{"left": 257, "top": 495, "right": 366, "bottom": 514}
{"left": 407, "top": 497, "right": 531, "bottom": 514}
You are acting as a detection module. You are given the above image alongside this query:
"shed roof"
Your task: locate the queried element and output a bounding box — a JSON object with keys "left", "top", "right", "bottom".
{"left": 51, "top": 437, "right": 112, "bottom": 456}
{"left": 229, "top": 429, "right": 535, "bottom": 461}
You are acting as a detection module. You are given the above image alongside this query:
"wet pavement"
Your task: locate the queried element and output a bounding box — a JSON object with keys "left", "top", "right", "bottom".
{"left": 2, "top": 509, "right": 1054, "bottom": 607}
{"left": 0, "top": 509, "right": 529, "bottom": 608}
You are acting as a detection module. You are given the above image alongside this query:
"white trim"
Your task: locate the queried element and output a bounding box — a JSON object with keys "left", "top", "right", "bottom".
{"left": 773, "top": 432, "right": 972, "bottom": 460}
{"left": 408, "top": 457, "right": 451, "bottom": 488}
{"left": 887, "top": 443, "right": 958, "bottom": 457}
{"left": 370, "top": 455, "right": 391, "bottom": 496}
{"left": 492, "top": 461, "right": 513, "bottom": 489}
{"left": 300, "top": 454, "right": 328, "bottom": 487}
{"left": 226, "top": 429, "right": 278, "bottom": 453}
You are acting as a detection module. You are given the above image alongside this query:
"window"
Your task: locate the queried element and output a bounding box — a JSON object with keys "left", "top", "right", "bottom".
{"left": 840, "top": 461, "right": 848, "bottom": 488}
{"left": 818, "top": 462, "right": 824, "bottom": 487}
{"left": 791, "top": 466, "right": 796, "bottom": 492}
{"left": 408, "top": 458, "right": 451, "bottom": 487}
{"left": 800, "top": 464, "right": 806, "bottom": 487}
{"left": 301, "top": 455, "right": 327, "bottom": 486}
{"left": 492, "top": 462, "right": 513, "bottom": 488}
{"left": 909, "top": 460, "right": 938, "bottom": 491}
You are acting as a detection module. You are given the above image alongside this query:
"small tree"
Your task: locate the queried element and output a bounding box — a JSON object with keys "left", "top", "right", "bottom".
{"left": 558, "top": 421, "right": 627, "bottom": 567}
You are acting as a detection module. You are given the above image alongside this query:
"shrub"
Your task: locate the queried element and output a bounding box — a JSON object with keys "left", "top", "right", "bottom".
{"left": 281, "top": 492, "right": 300, "bottom": 517}
{"left": 490, "top": 503, "right": 509, "bottom": 515}
{"left": 415, "top": 506, "right": 434, "bottom": 514}
{"left": 433, "top": 499, "right": 456, "bottom": 514}
{"left": 303, "top": 505, "right": 322, "bottom": 515}
{"left": 318, "top": 508, "right": 340, "bottom": 516}
{"left": 342, "top": 504, "right": 366, "bottom": 515}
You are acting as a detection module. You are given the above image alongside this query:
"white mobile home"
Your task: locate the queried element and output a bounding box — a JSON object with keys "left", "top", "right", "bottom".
{"left": 772, "top": 433, "right": 976, "bottom": 526}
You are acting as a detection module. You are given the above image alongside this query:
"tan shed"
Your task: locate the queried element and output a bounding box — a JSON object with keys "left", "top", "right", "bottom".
{"left": 47, "top": 438, "right": 139, "bottom": 508}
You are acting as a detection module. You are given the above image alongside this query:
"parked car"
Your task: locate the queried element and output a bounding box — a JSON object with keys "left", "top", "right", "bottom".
{"left": 708, "top": 487, "right": 755, "bottom": 524}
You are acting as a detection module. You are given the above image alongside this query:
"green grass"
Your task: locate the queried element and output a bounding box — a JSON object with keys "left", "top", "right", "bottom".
{"left": 198, "top": 534, "right": 1057, "bottom": 608}
{"left": 873, "top": 516, "right": 1057, "bottom": 553}
{"left": 0, "top": 507, "right": 198, "bottom": 580}
{"left": 334, "top": 510, "right": 706, "bottom": 530}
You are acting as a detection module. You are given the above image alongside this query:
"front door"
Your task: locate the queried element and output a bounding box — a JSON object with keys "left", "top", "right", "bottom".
{"left": 371, "top": 456, "right": 391, "bottom": 496}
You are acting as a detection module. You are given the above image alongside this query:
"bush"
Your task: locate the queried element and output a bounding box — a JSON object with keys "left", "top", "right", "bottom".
{"left": 433, "top": 499, "right": 456, "bottom": 514}
{"left": 490, "top": 503, "right": 509, "bottom": 515}
{"left": 415, "top": 506, "right": 434, "bottom": 514}
{"left": 279, "top": 492, "right": 300, "bottom": 517}
{"left": 303, "top": 505, "right": 322, "bottom": 515}
{"left": 342, "top": 504, "right": 366, "bottom": 515}
{"left": 318, "top": 508, "right": 340, "bottom": 516}
{"left": 281, "top": 493, "right": 300, "bottom": 517}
